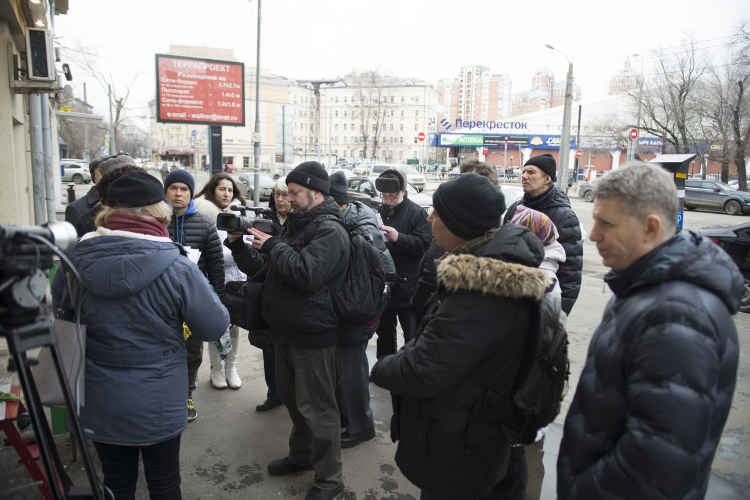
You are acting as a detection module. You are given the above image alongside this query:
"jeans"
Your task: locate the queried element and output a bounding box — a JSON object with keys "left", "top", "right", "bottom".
{"left": 375, "top": 307, "right": 416, "bottom": 359}
{"left": 94, "top": 435, "right": 182, "bottom": 500}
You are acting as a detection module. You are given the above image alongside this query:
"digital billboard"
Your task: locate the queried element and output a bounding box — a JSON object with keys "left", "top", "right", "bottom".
{"left": 155, "top": 54, "right": 245, "bottom": 127}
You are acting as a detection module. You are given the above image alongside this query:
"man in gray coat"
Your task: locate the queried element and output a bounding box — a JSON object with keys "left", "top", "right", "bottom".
{"left": 329, "top": 171, "right": 395, "bottom": 449}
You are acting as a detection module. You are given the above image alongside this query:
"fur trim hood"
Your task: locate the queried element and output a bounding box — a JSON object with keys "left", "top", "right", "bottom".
{"left": 193, "top": 196, "right": 224, "bottom": 221}
{"left": 437, "top": 224, "right": 550, "bottom": 301}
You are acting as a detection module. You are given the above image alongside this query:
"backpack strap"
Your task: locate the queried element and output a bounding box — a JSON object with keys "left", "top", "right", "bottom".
{"left": 301, "top": 214, "right": 351, "bottom": 247}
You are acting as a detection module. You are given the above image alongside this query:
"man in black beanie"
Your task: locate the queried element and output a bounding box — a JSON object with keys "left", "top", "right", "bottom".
{"left": 373, "top": 169, "right": 432, "bottom": 360}
{"left": 371, "top": 173, "right": 551, "bottom": 500}
{"left": 504, "top": 153, "right": 582, "bottom": 315}
{"left": 225, "top": 161, "right": 349, "bottom": 500}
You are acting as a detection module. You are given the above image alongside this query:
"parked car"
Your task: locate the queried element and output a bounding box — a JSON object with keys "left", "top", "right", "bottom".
{"left": 223, "top": 164, "right": 237, "bottom": 173}
{"left": 328, "top": 168, "right": 355, "bottom": 179}
{"left": 578, "top": 181, "right": 595, "bottom": 202}
{"left": 367, "top": 164, "right": 426, "bottom": 192}
{"left": 237, "top": 173, "right": 275, "bottom": 201}
{"left": 346, "top": 176, "right": 432, "bottom": 211}
{"left": 698, "top": 222, "right": 750, "bottom": 313}
{"left": 729, "top": 180, "right": 739, "bottom": 190}
{"left": 684, "top": 179, "right": 750, "bottom": 215}
{"left": 61, "top": 160, "right": 91, "bottom": 184}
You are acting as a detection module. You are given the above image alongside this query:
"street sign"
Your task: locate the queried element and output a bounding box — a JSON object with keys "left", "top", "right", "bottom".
{"left": 630, "top": 128, "right": 638, "bottom": 140}
{"left": 105, "top": 139, "right": 110, "bottom": 147}
{"left": 575, "top": 149, "right": 583, "bottom": 159}
{"left": 418, "top": 132, "right": 425, "bottom": 142}
{"left": 59, "top": 107, "right": 71, "bottom": 112}
{"left": 482, "top": 150, "right": 489, "bottom": 155}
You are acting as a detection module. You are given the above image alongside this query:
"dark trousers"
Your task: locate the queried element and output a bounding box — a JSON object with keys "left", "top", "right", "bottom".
{"left": 185, "top": 334, "right": 203, "bottom": 397}
{"left": 94, "top": 436, "right": 182, "bottom": 500}
{"left": 335, "top": 342, "right": 373, "bottom": 434}
{"left": 275, "top": 344, "right": 342, "bottom": 490}
{"left": 263, "top": 346, "right": 278, "bottom": 400}
{"left": 421, "top": 491, "right": 477, "bottom": 500}
{"left": 375, "top": 307, "right": 416, "bottom": 359}
{"left": 481, "top": 446, "right": 528, "bottom": 500}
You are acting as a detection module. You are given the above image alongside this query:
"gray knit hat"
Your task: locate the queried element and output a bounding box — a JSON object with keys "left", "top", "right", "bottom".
{"left": 98, "top": 155, "right": 138, "bottom": 178}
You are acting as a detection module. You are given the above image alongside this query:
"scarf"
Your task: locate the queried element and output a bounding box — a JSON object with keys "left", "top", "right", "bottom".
{"left": 105, "top": 212, "right": 169, "bottom": 238}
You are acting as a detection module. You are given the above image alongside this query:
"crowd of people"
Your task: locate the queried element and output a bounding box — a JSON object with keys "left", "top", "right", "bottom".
{"left": 59, "top": 153, "right": 742, "bottom": 500}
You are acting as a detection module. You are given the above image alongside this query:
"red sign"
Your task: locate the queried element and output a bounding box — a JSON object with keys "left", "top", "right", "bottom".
{"left": 418, "top": 132, "right": 425, "bottom": 142}
{"left": 629, "top": 128, "right": 638, "bottom": 140}
{"left": 575, "top": 149, "right": 583, "bottom": 158}
{"left": 156, "top": 54, "right": 245, "bottom": 126}
{"left": 482, "top": 150, "right": 489, "bottom": 155}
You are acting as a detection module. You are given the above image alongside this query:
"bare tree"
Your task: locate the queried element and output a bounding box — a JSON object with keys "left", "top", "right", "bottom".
{"left": 65, "top": 43, "right": 140, "bottom": 151}
{"left": 348, "top": 69, "right": 398, "bottom": 160}
{"left": 730, "top": 21, "right": 750, "bottom": 191}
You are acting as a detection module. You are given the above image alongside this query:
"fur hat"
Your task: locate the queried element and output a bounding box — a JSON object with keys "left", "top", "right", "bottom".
{"left": 286, "top": 161, "right": 329, "bottom": 195}
{"left": 375, "top": 169, "right": 406, "bottom": 193}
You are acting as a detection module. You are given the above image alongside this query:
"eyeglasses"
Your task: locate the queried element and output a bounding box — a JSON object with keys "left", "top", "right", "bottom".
{"left": 381, "top": 192, "right": 400, "bottom": 200}
{"left": 274, "top": 191, "right": 290, "bottom": 200}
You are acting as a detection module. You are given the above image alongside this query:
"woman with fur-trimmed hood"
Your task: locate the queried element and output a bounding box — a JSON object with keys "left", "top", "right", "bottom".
{"left": 371, "top": 174, "right": 551, "bottom": 500}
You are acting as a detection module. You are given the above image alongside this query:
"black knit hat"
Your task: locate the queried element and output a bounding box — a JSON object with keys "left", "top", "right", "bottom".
{"left": 164, "top": 169, "right": 196, "bottom": 198}
{"left": 329, "top": 171, "right": 349, "bottom": 205}
{"left": 107, "top": 170, "right": 168, "bottom": 208}
{"left": 432, "top": 173, "right": 505, "bottom": 240}
{"left": 286, "top": 161, "right": 329, "bottom": 195}
{"left": 525, "top": 153, "right": 557, "bottom": 181}
{"left": 375, "top": 169, "right": 406, "bottom": 193}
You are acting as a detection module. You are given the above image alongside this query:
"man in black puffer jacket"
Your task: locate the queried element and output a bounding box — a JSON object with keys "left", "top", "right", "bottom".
{"left": 504, "top": 153, "right": 582, "bottom": 315}
{"left": 226, "top": 162, "right": 349, "bottom": 500}
{"left": 164, "top": 170, "right": 224, "bottom": 422}
{"left": 557, "top": 163, "right": 742, "bottom": 500}
{"left": 373, "top": 174, "right": 550, "bottom": 500}
{"left": 375, "top": 169, "right": 432, "bottom": 359}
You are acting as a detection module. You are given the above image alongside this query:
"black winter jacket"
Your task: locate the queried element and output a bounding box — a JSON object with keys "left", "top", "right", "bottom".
{"left": 65, "top": 186, "right": 100, "bottom": 237}
{"left": 166, "top": 206, "right": 225, "bottom": 297}
{"left": 504, "top": 185, "right": 582, "bottom": 315}
{"left": 557, "top": 231, "right": 742, "bottom": 500}
{"left": 372, "top": 225, "right": 548, "bottom": 499}
{"left": 409, "top": 239, "right": 446, "bottom": 321}
{"left": 227, "top": 197, "right": 349, "bottom": 348}
{"left": 339, "top": 200, "right": 397, "bottom": 346}
{"left": 377, "top": 198, "right": 432, "bottom": 308}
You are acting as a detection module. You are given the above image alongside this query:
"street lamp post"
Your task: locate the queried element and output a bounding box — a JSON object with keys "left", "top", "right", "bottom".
{"left": 546, "top": 44, "right": 573, "bottom": 193}
{"left": 631, "top": 54, "right": 645, "bottom": 161}
{"left": 252, "top": 0, "right": 262, "bottom": 206}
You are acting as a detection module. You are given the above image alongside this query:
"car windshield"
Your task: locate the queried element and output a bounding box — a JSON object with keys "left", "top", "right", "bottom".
{"left": 258, "top": 174, "right": 273, "bottom": 182}
{"left": 405, "top": 183, "right": 418, "bottom": 195}
{"left": 715, "top": 181, "right": 734, "bottom": 191}
{"left": 372, "top": 165, "right": 389, "bottom": 174}
{"left": 399, "top": 166, "right": 417, "bottom": 174}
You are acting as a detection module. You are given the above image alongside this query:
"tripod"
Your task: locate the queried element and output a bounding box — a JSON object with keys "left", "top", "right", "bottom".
{"left": 2, "top": 319, "right": 101, "bottom": 499}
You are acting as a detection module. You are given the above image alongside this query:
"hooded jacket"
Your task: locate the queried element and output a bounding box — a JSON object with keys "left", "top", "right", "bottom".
{"left": 376, "top": 197, "right": 432, "bottom": 308}
{"left": 51, "top": 228, "right": 229, "bottom": 445}
{"left": 227, "top": 197, "right": 349, "bottom": 347}
{"left": 167, "top": 200, "right": 225, "bottom": 296}
{"left": 372, "top": 224, "right": 548, "bottom": 499}
{"left": 557, "top": 231, "right": 742, "bottom": 500}
{"left": 504, "top": 186, "right": 582, "bottom": 315}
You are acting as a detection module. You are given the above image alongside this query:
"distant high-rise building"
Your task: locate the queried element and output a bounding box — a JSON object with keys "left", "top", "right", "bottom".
{"left": 510, "top": 68, "right": 581, "bottom": 116}
{"left": 531, "top": 68, "right": 555, "bottom": 93}
{"left": 437, "top": 65, "right": 512, "bottom": 127}
{"left": 609, "top": 56, "right": 639, "bottom": 95}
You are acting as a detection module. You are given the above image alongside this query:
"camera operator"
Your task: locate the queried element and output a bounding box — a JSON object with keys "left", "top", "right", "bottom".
{"left": 225, "top": 162, "right": 348, "bottom": 500}
{"left": 52, "top": 169, "right": 229, "bottom": 500}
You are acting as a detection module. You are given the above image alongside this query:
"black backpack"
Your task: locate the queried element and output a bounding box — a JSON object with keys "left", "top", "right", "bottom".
{"left": 303, "top": 215, "right": 389, "bottom": 325}
{"left": 487, "top": 283, "right": 569, "bottom": 445}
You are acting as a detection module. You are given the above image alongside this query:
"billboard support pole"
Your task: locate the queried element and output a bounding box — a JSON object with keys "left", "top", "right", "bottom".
{"left": 253, "top": 0, "right": 262, "bottom": 206}
{"left": 210, "top": 126, "right": 222, "bottom": 176}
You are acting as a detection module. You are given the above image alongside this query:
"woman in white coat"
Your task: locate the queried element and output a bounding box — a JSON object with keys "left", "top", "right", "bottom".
{"left": 193, "top": 173, "right": 247, "bottom": 389}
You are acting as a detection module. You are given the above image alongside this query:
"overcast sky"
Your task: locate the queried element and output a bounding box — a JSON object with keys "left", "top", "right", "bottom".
{"left": 55, "top": 0, "right": 747, "bottom": 129}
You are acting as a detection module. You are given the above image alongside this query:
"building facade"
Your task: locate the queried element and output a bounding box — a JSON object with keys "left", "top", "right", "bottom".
{"left": 437, "top": 65, "right": 513, "bottom": 126}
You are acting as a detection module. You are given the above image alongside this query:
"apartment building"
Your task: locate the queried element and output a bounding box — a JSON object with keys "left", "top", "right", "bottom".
{"left": 437, "top": 65, "right": 512, "bottom": 127}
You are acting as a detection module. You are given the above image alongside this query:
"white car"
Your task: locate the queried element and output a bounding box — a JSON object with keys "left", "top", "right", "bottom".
{"left": 61, "top": 160, "right": 91, "bottom": 184}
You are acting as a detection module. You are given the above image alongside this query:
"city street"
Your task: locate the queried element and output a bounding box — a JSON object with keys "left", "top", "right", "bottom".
{"left": 1, "top": 174, "right": 744, "bottom": 499}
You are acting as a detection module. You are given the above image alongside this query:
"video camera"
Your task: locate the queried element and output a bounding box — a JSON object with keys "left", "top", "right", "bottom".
{"left": 216, "top": 205, "right": 277, "bottom": 236}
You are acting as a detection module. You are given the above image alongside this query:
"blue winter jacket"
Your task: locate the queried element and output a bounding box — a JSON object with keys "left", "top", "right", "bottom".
{"left": 52, "top": 228, "right": 229, "bottom": 445}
